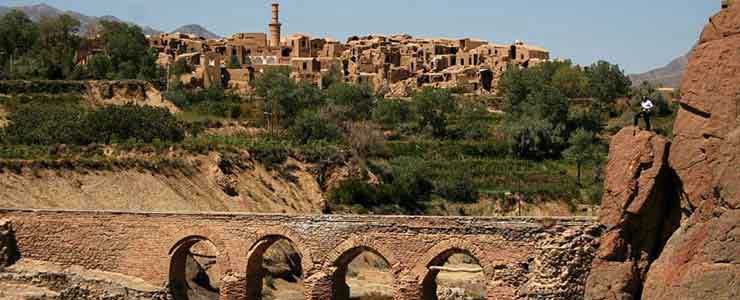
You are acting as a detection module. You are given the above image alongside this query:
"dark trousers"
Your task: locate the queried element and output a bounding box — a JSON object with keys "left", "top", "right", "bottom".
{"left": 634, "top": 111, "right": 652, "bottom": 130}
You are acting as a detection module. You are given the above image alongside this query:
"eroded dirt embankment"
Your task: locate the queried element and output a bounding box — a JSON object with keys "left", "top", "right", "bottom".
{"left": 0, "top": 80, "right": 179, "bottom": 113}
{"left": 0, "top": 152, "right": 326, "bottom": 214}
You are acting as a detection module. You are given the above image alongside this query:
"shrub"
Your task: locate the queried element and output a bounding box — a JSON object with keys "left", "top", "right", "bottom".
{"left": 289, "top": 110, "right": 341, "bottom": 145}
{"left": 329, "top": 157, "right": 435, "bottom": 214}
{"left": 329, "top": 178, "right": 378, "bottom": 208}
{"left": 412, "top": 87, "right": 456, "bottom": 138}
{"left": 0, "top": 80, "right": 87, "bottom": 95}
{"left": 3, "top": 103, "right": 86, "bottom": 145}
{"left": 435, "top": 175, "right": 478, "bottom": 203}
{"left": 81, "top": 104, "right": 185, "bottom": 144}
{"left": 326, "top": 82, "right": 375, "bottom": 120}
{"left": 372, "top": 99, "right": 413, "bottom": 129}
{"left": 347, "top": 121, "right": 386, "bottom": 159}
{"left": 445, "top": 101, "right": 494, "bottom": 140}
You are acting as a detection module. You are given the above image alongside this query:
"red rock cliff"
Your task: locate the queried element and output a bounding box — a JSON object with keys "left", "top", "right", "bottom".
{"left": 641, "top": 4, "right": 740, "bottom": 299}
{"left": 587, "top": 4, "right": 739, "bottom": 300}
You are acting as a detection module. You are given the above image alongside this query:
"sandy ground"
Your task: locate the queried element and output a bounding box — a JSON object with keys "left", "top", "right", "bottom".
{"left": 263, "top": 253, "right": 486, "bottom": 300}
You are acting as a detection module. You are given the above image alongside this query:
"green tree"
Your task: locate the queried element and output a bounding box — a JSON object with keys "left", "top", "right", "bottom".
{"left": 586, "top": 61, "right": 631, "bottom": 113}
{"left": 326, "top": 82, "right": 375, "bottom": 120}
{"left": 503, "top": 86, "right": 570, "bottom": 159}
{"left": 321, "top": 64, "right": 344, "bottom": 89}
{"left": 412, "top": 87, "right": 456, "bottom": 138}
{"left": 0, "top": 10, "right": 39, "bottom": 75}
{"left": 563, "top": 128, "right": 601, "bottom": 186}
{"left": 87, "top": 54, "right": 113, "bottom": 79}
{"left": 253, "top": 67, "right": 295, "bottom": 127}
{"left": 552, "top": 65, "right": 588, "bottom": 98}
{"left": 37, "top": 14, "right": 81, "bottom": 79}
{"left": 372, "top": 99, "right": 413, "bottom": 129}
{"left": 289, "top": 110, "right": 341, "bottom": 144}
{"left": 251, "top": 67, "right": 324, "bottom": 127}
{"left": 498, "top": 64, "right": 546, "bottom": 110}
{"left": 98, "top": 20, "right": 155, "bottom": 79}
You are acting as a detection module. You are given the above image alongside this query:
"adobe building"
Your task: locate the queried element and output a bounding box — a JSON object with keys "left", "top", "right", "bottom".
{"left": 147, "top": 3, "right": 551, "bottom": 96}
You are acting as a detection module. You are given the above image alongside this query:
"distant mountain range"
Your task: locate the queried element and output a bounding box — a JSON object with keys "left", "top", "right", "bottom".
{"left": 0, "top": 3, "right": 221, "bottom": 39}
{"left": 629, "top": 52, "right": 689, "bottom": 88}
{"left": 171, "top": 24, "right": 222, "bottom": 39}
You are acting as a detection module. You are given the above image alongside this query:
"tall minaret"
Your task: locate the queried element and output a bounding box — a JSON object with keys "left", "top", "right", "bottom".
{"left": 269, "top": 2, "right": 282, "bottom": 49}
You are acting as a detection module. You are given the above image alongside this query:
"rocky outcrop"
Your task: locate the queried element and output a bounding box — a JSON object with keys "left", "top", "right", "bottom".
{"left": 584, "top": 127, "right": 680, "bottom": 300}
{"left": 85, "top": 80, "right": 180, "bottom": 113}
{"left": 0, "top": 219, "right": 19, "bottom": 268}
{"left": 0, "top": 80, "right": 179, "bottom": 113}
{"left": 586, "top": 5, "right": 740, "bottom": 299}
{"left": 669, "top": 4, "right": 739, "bottom": 211}
{"left": 640, "top": 5, "right": 740, "bottom": 298}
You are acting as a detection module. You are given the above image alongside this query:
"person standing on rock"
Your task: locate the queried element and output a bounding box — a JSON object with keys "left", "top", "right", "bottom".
{"left": 634, "top": 97, "right": 654, "bottom": 130}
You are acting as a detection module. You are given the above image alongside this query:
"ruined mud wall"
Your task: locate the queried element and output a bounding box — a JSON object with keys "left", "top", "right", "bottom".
{"left": 0, "top": 209, "right": 599, "bottom": 300}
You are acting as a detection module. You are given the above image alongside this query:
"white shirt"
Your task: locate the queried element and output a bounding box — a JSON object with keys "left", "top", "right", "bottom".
{"left": 641, "top": 100, "right": 654, "bottom": 112}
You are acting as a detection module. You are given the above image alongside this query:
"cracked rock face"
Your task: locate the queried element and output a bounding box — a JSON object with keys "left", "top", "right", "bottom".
{"left": 643, "top": 155, "right": 738, "bottom": 300}
{"left": 669, "top": 4, "right": 740, "bottom": 210}
{"left": 637, "top": 4, "right": 740, "bottom": 299}
{"left": 584, "top": 128, "right": 680, "bottom": 300}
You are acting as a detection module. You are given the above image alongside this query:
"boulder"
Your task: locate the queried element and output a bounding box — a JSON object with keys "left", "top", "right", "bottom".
{"left": 584, "top": 127, "right": 680, "bottom": 300}
{"left": 640, "top": 4, "right": 740, "bottom": 299}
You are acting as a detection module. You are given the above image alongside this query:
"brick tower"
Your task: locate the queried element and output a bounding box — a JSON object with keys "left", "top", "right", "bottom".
{"left": 269, "top": 2, "right": 281, "bottom": 49}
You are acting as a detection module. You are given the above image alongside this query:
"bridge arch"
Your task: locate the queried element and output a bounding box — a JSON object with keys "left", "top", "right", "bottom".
{"left": 322, "top": 236, "right": 401, "bottom": 299}
{"left": 168, "top": 235, "right": 223, "bottom": 300}
{"left": 244, "top": 226, "right": 314, "bottom": 300}
{"left": 413, "top": 238, "right": 490, "bottom": 300}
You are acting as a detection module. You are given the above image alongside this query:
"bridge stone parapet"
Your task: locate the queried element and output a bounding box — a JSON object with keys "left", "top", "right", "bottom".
{"left": 0, "top": 209, "right": 600, "bottom": 300}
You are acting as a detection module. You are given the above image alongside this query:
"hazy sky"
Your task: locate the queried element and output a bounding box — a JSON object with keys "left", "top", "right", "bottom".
{"left": 0, "top": 0, "right": 719, "bottom": 73}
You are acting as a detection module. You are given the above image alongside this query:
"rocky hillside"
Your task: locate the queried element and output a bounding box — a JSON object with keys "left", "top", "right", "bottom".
{"left": 584, "top": 5, "right": 739, "bottom": 300}
{"left": 0, "top": 3, "right": 221, "bottom": 39}
{"left": 628, "top": 53, "right": 688, "bottom": 88}
{"left": 0, "top": 3, "right": 162, "bottom": 36}
{"left": 172, "top": 24, "right": 222, "bottom": 39}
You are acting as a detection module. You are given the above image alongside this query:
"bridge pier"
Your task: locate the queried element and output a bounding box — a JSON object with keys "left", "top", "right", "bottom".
{"left": 219, "top": 273, "right": 247, "bottom": 300}
{"left": 304, "top": 270, "right": 334, "bottom": 300}
{"left": 394, "top": 275, "right": 424, "bottom": 300}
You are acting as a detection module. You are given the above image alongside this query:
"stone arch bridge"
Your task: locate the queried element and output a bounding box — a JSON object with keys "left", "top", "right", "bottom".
{"left": 0, "top": 209, "right": 599, "bottom": 300}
